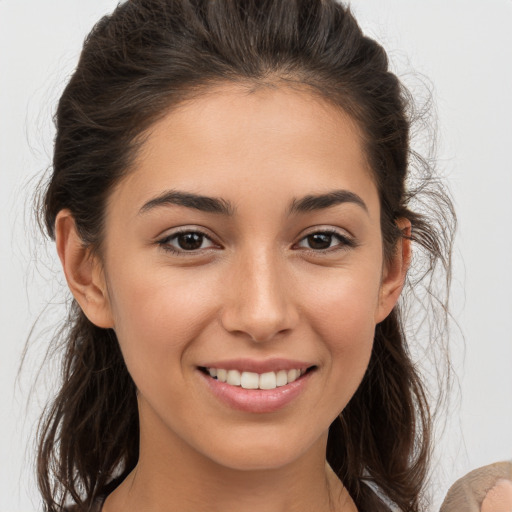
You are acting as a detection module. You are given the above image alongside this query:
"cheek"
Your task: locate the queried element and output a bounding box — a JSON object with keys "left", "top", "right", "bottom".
{"left": 106, "top": 267, "right": 218, "bottom": 382}
{"left": 303, "top": 261, "right": 381, "bottom": 342}
{"left": 300, "top": 264, "right": 380, "bottom": 399}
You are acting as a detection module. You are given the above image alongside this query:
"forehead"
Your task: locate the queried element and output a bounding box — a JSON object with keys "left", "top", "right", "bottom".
{"left": 109, "top": 83, "right": 379, "bottom": 221}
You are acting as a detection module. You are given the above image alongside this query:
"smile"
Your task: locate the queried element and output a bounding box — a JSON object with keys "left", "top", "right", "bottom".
{"left": 198, "top": 365, "right": 316, "bottom": 413}
{"left": 204, "top": 367, "right": 307, "bottom": 390}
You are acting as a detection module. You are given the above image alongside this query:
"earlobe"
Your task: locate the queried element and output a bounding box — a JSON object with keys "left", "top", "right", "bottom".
{"left": 375, "top": 218, "right": 412, "bottom": 323}
{"left": 55, "top": 210, "right": 114, "bottom": 329}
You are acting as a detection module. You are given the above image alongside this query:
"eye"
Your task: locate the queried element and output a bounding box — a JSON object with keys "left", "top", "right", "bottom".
{"left": 158, "top": 229, "right": 217, "bottom": 254}
{"left": 296, "top": 229, "right": 355, "bottom": 252}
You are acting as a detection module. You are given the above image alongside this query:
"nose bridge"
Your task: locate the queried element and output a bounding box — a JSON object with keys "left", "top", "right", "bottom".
{"left": 221, "top": 243, "right": 298, "bottom": 343}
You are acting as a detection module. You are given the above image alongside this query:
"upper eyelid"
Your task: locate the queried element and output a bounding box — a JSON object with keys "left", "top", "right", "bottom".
{"left": 158, "top": 226, "right": 217, "bottom": 242}
{"left": 157, "top": 225, "right": 351, "bottom": 240}
{"left": 298, "top": 229, "right": 350, "bottom": 241}
{"left": 297, "top": 225, "right": 355, "bottom": 243}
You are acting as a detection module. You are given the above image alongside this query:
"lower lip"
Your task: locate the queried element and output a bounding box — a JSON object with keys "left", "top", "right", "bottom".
{"left": 198, "top": 369, "right": 314, "bottom": 413}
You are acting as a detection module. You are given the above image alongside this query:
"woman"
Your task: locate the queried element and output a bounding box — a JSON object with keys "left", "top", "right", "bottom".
{"left": 36, "top": 0, "right": 454, "bottom": 511}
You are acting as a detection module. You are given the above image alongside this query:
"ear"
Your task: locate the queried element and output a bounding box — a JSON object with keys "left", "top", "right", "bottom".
{"left": 374, "top": 218, "right": 412, "bottom": 323}
{"left": 55, "top": 210, "right": 114, "bottom": 328}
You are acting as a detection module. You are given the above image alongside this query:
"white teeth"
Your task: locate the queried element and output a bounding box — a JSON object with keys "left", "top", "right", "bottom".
{"left": 226, "top": 369, "right": 241, "bottom": 386}
{"left": 240, "top": 371, "right": 259, "bottom": 389}
{"left": 205, "top": 367, "right": 309, "bottom": 389}
{"left": 259, "top": 371, "right": 277, "bottom": 390}
{"left": 276, "top": 370, "right": 288, "bottom": 387}
{"left": 287, "top": 369, "right": 299, "bottom": 383}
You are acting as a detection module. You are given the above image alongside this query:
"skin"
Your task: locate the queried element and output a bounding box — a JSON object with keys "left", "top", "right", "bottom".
{"left": 56, "top": 83, "right": 411, "bottom": 512}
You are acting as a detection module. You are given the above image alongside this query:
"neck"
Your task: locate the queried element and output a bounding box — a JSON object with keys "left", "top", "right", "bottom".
{"left": 103, "top": 406, "right": 356, "bottom": 512}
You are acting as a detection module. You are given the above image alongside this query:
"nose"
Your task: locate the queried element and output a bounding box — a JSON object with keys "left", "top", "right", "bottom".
{"left": 220, "top": 247, "right": 299, "bottom": 343}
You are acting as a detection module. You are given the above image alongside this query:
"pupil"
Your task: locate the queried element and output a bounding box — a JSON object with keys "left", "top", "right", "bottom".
{"left": 178, "top": 233, "right": 203, "bottom": 250}
{"left": 308, "top": 233, "right": 331, "bottom": 249}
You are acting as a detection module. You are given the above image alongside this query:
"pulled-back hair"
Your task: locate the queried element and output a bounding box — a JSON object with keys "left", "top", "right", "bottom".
{"left": 37, "top": 1, "right": 455, "bottom": 510}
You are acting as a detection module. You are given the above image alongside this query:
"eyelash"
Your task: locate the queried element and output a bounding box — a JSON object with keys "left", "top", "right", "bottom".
{"left": 296, "top": 228, "right": 357, "bottom": 253}
{"left": 157, "top": 228, "right": 357, "bottom": 256}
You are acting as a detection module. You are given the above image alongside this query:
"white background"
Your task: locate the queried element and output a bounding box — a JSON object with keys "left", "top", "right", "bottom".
{"left": 1, "top": 1, "right": 511, "bottom": 510}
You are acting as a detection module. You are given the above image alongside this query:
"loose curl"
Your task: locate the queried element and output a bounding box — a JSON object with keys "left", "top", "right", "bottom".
{"left": 35, "top": 1, "right": 455, "bottom": 511}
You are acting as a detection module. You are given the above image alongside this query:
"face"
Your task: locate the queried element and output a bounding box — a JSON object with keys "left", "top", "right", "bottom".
{"left": 79, "top": 84, "right": 405, "bottom": 471}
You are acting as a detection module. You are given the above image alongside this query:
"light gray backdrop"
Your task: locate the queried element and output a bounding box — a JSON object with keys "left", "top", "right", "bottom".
{"left": 1, "top": 1, "right": 511, "bottom": 510}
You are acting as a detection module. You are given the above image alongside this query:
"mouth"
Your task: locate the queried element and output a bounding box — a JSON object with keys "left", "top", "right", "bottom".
{"left": 198, "top": 366, "right": 317, "bottom": 390}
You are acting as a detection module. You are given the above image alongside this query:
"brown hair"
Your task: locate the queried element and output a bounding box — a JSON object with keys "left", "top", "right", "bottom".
{"left": 36, "top": 1, "right": 455, "bottom": 510}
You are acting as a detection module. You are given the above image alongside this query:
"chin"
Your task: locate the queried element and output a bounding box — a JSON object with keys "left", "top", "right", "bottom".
{"left": 208, "top": 449, "right": 301, "bottom": 472}
{"left": 196, "top": 428, "right": 327, "bottom": 472}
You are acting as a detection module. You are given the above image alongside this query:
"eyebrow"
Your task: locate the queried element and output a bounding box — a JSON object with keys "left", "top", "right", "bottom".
{"left": 287, "top": 189, "right": 368, "bottom": 215}
{"left": 138, "top": 189, "right": 368, "bottom": 216}
{"left": 139, "top": 190, "right": 235, "bottom": 216}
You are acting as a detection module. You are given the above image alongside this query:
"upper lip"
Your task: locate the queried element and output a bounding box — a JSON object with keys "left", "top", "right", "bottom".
{"left": 198, "top": 358, "right": 315, "bottom": 374}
